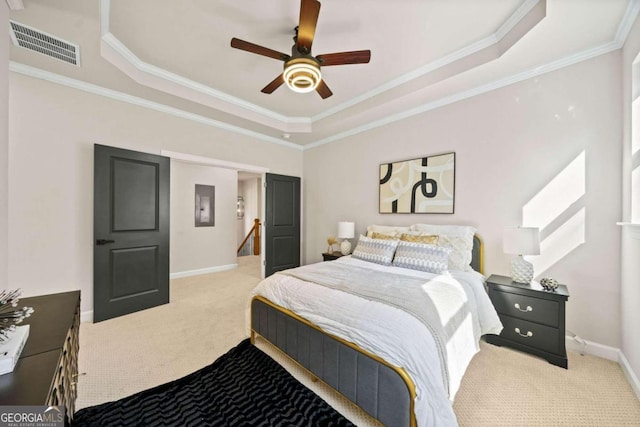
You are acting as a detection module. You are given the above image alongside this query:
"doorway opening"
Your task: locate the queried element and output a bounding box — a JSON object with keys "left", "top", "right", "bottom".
{"left": 161, "top": 150, "right": 268, "bottom": 280}
{"left": 237, "top": 172, "right": 263, "bottom": 278}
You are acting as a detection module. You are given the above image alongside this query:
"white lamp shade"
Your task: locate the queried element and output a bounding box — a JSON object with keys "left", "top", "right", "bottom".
{"left": 503, "top": 227, "right": 540, "bottom": 255}
{"left": 337, "top": 221, "right": 355, "bottom": 239}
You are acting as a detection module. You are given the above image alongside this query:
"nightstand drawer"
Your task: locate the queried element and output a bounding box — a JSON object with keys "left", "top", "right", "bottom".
{"left": 491, "top": 290, "right": 559, "bottom": 327}
{"left": 499, "top": 315, "right": 561, "bottom": 355}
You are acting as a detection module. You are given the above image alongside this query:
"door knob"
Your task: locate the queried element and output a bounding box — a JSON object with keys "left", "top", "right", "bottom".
{"left": 96, "top": 239, "right": 115, "bottom": 245}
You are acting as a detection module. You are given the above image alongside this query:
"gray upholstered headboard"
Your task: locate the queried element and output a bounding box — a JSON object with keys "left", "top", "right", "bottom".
{"left": 470, "top": 234, "right": 484, "bottom": 274}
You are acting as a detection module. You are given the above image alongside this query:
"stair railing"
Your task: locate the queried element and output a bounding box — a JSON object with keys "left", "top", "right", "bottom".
{"left": 238, "top": 218, "right": 261, "bottom": 256}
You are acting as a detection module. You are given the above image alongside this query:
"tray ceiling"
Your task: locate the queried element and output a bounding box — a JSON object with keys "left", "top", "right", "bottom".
{"left": 8, "top": 0, "right": 637, "bottom": 148}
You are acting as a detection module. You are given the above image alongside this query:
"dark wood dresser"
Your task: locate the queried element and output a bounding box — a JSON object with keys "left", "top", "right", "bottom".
{"left": 485, "top": 275, "right": 569, "bottom": 368}
{"left": 0, "top": 291, "right": 80, "bottom": 422}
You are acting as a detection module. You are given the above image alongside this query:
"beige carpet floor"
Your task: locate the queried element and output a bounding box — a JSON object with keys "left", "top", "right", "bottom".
{"left": 77, "top": 256, "right": 640, "bottom": 426}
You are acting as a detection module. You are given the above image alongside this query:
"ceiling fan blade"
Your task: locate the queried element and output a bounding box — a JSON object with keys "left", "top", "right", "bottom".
{"left": 297, "top": 0, "right": 321, "bottom": 54}
{"left": 316, "top": 50, "right": 371, "bottom": 66}
{"left": 231, "top": 38, "right": 290, "bottom": 61}
{"left": 315, "top": 80, "right": 333, "bottom": 99}
{"left": 261, "top": 74, "right": 285, "bottom": 94}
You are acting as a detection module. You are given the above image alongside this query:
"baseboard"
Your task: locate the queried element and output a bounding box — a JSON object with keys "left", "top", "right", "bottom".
{"left": 81, "top": 310, "right": 93, "bottom": 324}
{"left": 565, "top": 335, "right": 619, "bottom": 361}
{"left": 80, "top": 264, "right": 237, "bottom": 322}
{"left": 170, "top": 263, "right": 238, "bottom": 279}
{"left": 619, "top": 351, "right": 640, "bottom": 400}
{"left": 565, "top": 335, "right": 640, "bottom": 399}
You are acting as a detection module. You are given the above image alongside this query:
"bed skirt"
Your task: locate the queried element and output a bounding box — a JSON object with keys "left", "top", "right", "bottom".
{"left": 251, "top": 296, "right": 416, "bottom": 427}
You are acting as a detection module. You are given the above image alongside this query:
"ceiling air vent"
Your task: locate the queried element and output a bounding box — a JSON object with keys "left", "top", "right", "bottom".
{"left": 9, "top": 20, "right": 80, "bottom": 66}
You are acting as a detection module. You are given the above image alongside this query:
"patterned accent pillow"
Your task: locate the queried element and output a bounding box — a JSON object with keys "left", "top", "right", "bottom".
{"left": 392, "top": 241, "right": 451, "bottom": 274}
{"left": 371, "top": 231, "right": 400, "bottom": 241}
{"left": 399, "top": 233, "right": 439, "bottom": 244}
{"left": 365, "top": 225, "right": 410, "bottom": 238}
{"left": 352, "top": 235, "right": 399, "bottom": 266}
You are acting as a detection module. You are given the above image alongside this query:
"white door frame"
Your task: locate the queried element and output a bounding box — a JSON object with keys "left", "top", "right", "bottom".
{"left": 161, "top": 150, "right": 269, "bottom": 278}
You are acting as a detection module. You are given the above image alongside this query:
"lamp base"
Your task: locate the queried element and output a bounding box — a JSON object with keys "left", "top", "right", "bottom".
{"left": 340, "top": 240, "right": 352, "bottom": 255}
{"left": 510, "top": 255, "right": 534, "bottom": 283}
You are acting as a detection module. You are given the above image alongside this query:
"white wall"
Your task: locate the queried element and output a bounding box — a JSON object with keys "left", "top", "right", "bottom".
{"left": 303, "top": 52, "right": 622, "bottom": 348}
{"left": 0, "top": 3, "right": 9, "bottom": 289}
{"left": 243, "top": 177, "right": 261, "bottom": 234}
{"left": 7, "top": 73, "right": 302, "bottom": 316}
{"left": 170, "top": 161, "right": 237, "bottom": 274}
{"left": 237, "top": 180, "right": 245, "bottom": 246}
{"left": 621, "top": 14, "right": 640, "bottom": 392}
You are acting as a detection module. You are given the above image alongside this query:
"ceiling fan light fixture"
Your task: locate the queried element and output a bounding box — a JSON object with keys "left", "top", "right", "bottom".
{"left": 283, "top": 58, "right": 321, "bottom": 93}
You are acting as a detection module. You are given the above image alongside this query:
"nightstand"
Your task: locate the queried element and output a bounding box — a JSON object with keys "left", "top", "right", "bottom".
{"left": 485, "top": 274, "right": 570, "bottom": 369}
{"left": 322, "top": 252, "right": 344, "bottom": 261}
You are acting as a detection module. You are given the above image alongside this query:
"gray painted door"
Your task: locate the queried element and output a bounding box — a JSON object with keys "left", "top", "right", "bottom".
{"left": 265, "top": 173, "right": 300, "bottom": 277}
{"left": 93, "top": 144, "right": 170, "bottom": 322}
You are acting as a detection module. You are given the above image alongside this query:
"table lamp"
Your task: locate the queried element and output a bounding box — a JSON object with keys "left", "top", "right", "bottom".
{"left": 503, "top": 226, "right": 540, "bottom": 283}
{"left": 338, "top": 221, "right": 355, "bottom": 255}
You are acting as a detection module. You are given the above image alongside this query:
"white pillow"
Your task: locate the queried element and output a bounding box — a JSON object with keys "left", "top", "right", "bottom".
{"left": 352, "top": 235, "right": 399, "bottom": 266}
{"left": 365, "top": 224, "right": 410, "bottom": 238}
{"left": 409, "top": 224, "right": 476, "bottom": 271}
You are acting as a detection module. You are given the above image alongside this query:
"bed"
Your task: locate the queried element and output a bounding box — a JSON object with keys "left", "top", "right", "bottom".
{"left": 249, "top": 224, "right": 503, "bottom": 427}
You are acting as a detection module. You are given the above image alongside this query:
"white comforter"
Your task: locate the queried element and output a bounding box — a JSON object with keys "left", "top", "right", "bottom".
{"left": 250, "top": 256, "right": 503, "bottom": 427}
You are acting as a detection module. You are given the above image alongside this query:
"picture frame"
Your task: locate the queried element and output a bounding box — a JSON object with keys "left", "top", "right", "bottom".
{"left": 379, "top": 152, "right": 455, "bottom": 214}
{"left": 195, "top": 184, "right": 215, "bottom": 227}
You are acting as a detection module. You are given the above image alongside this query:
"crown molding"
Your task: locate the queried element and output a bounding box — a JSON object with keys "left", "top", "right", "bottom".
{"left": 13, "top": 0, "right": 635, "bottom": 152}
{"left": 495, "top": 0, "right": 540, "bottom": 41}
{"left": 98, "top": 0, "right": 311, "bottom": 134}
{"left": 100, "top": 33, "right": 304, "bottom": 127}
{"left": 615, "top": 0, "right": 640, "bottom": 46}
{"left": 305, "top": 41, "right": 620, "bottom": 150}
{"left": 9, "top": 61, "right": 303, "bottom": 151}
{"left": 98, "top": 0, "right": 545, "bottom": 130}
{"left": 99, "top": 34, "right": 313, "bottom": 132}
{"left": 11, "top": 34, "right": 621, "bottom": 154}
{"left": 309, "top": 34, "right": 497, "bottom": 123}
{"left": 5, "top": 0, "right": 24, "bottom": 11}
{"left": 99, "top": 0, "right": 110, "bottom": 37}
{"left": 311, "top": 0, "right": 545, "bottom": 123}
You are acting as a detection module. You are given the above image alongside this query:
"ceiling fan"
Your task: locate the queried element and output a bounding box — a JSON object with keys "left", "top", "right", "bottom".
{"left": 230, "top": 0, "right": 371, "bottom": 99}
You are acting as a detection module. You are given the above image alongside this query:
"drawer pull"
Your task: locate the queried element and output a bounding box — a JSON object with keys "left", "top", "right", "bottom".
{"left": 514, "top": 303, "right": 533, "bottom": 312}
{"left": 514, "top": 327, "right": 533, "bottom": 338}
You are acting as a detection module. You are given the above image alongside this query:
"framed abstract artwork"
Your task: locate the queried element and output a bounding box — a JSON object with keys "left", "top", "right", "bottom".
{"left": 195, "top": 184, "right": 215, "bottom": 227}
{"left": 379, "top": 152, "right": 455, "bottom": 214}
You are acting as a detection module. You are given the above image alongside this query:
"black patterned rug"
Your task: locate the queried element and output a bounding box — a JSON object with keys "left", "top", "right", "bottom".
{"left": 73, "top": 339, "right": 354, "bottom": 427}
